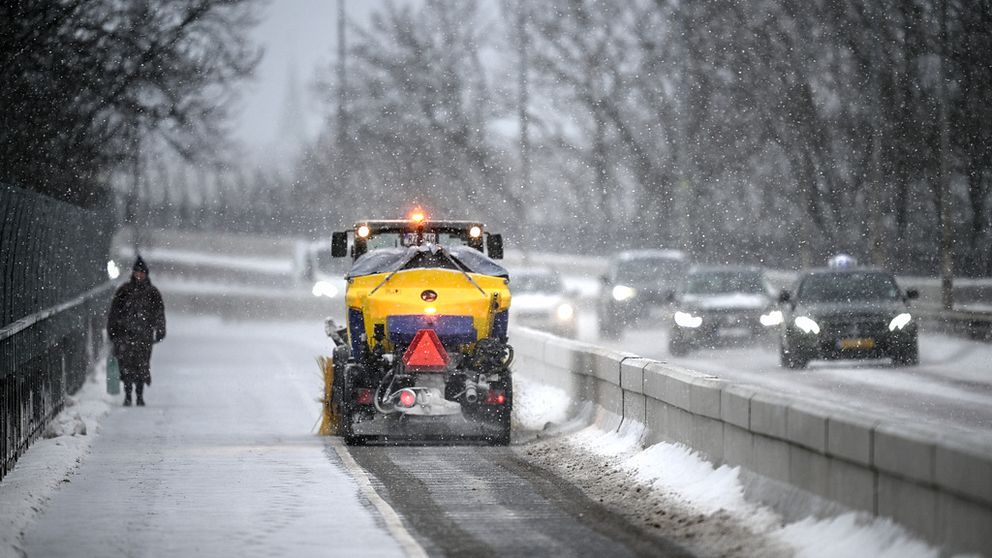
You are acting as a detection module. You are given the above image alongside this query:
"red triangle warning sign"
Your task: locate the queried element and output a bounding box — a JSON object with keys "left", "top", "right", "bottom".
{"left": 402, "top": 329, "right": 449, "bottom": 372}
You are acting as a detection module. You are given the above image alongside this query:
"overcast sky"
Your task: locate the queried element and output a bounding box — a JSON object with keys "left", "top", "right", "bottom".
{"left": 233, "top": 0, "right": 390, "bottom": 155}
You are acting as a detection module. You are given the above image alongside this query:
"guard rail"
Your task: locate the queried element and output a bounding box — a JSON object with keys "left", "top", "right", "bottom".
{"left": 511, "top": 326, "right": 992, "bottom": 555}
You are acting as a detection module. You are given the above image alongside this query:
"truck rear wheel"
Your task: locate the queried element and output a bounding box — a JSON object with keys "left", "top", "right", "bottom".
{"left": 488, "top": 377, "right": 513, "bottom": 446}
{"left": 342, "top": 405, "right": 367, "bottom": 446}
{"left": 340, "top": 364, "right": 368, "bottom": 446}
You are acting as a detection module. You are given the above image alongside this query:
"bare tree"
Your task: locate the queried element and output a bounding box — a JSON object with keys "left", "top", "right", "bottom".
{"left": 0, "top": 0, "right": 260, "bottom": 207}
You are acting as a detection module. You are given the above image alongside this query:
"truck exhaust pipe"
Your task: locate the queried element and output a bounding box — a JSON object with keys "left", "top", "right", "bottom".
{"left": 464, "top": 383, "right": 479, "bottom": 404}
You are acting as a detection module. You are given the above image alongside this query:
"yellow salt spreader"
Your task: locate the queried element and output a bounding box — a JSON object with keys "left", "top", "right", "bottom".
{"left": 321, "top": 216, "right": 513, "bottom": 445}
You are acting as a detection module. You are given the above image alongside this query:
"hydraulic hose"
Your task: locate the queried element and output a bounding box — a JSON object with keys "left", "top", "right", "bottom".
{"left": 374, "top": 370, "right": 397, "bottom": 414}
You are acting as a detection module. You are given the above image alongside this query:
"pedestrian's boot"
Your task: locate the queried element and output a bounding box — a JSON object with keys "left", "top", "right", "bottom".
{"left": 136, "top": 395, "right": 145, "bottom": 407}
{"left": 123, "top": 393, "right": 132, "bottom": 406}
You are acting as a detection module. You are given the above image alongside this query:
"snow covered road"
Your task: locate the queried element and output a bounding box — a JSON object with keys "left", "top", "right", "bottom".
{"left": 579, "top": 315, "right": 992, "bottom": 438}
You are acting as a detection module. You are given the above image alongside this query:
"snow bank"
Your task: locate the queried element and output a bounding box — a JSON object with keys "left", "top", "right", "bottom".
{"left": 0, "top": 359, "right": 114, "bottom": 558}
{"left": 511, "top": 374, "right": 574, "bottom": 431}
{"left": 540, "top": 413, "right": 944, "bottom": 558}
{"left": 777, "top": 514, "right": 939, "bottom": 558}
{"left": 627, "top": 443, "right": 753, "bottom": 516}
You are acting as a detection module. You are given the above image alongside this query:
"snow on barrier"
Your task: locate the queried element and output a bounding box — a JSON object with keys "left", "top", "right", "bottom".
{"left": 510, "top": 326, "right": 992, "bottom": 556}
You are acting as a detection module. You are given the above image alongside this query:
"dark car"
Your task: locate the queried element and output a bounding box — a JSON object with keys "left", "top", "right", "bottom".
{"left": 598, "top": 249, "right": 688, "bottom": 338}
{"left": 778, "top": 269, "right": 919, "bottom": 369}
{"left": 668, "top": 266, "right": 781, "bottom": 355}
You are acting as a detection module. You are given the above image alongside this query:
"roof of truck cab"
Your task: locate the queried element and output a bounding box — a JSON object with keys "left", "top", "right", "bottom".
{"left": 354, "top": 220, "right": 484, "bottom": 230}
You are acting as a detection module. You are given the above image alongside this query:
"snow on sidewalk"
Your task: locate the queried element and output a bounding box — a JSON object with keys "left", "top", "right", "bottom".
{"left": 0, "top": 356, "right": 115, "bottom": 558}
{"left": 3, "top": 317, "right": 405, "bottom": 558}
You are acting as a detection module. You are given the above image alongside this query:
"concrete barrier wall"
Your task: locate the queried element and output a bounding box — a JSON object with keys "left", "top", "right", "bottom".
{"left": 511, "top": 326, "right": 992, "bottom": 555}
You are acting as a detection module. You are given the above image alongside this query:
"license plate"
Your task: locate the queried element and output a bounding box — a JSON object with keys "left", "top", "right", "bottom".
{"left": 838, "top": 338, "right": 875, "bottom": 350}
{"left": 402, "top": 232, "right": 437, "bottom": 245}
{"left": 647, "top": 307, "right": 668, "bottom": 319}
{"left": 719, "top": 327, "right": 750, "bottom": 337}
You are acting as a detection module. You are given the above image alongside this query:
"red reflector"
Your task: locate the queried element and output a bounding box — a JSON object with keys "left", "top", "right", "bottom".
{"left": 353, "top": 388, "right": 374, "bottom": 406}
{"left": 402, "top": 329, "right": 449, "bottom": 371}
{"left": 398, "top": 389, "right": 417, "bottom": 407}
{"left": 484, "top": 390, "right": 506, "bottom": 406}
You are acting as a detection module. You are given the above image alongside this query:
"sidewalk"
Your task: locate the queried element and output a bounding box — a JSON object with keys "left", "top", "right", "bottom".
{"left": 3, "top": 316, "right": 404, "bottom": 558}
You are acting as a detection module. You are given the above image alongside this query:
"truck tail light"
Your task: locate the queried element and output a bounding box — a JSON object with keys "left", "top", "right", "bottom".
{"left": 353, "top": 388, "right": 374, "bottom": 406}
{"left": 484, "top": 390, "right": 506, "bottom": 406}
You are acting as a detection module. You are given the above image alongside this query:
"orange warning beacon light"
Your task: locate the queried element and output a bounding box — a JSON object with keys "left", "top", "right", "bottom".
{"left": 409, "top": 209, "right": 426, "bottom": 223}
{"left": 402, "top": 329, "right": 449, "bottom": 372}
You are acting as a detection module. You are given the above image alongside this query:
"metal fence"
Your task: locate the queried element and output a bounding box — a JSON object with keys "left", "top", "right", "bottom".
{"left": 1, "top": 183, "right": 114, "bottom": 480}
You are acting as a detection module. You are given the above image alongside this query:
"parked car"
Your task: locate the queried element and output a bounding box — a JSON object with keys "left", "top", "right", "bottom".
{"left": 668, "top": 266, "right": 781, "bottom": 355}
{"left": 778, "top": 268, "right": 919, "bottom": 369}
{"left": 508, "top": 267, "right": 578, "bottom": 338}
{"left": 597, "top": 249, "right": 688, "bottom": 338}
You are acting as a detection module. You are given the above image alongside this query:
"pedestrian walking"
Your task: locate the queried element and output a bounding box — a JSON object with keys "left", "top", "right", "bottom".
{"left": 107, "top": 256, "right": 166, "bottom": 406}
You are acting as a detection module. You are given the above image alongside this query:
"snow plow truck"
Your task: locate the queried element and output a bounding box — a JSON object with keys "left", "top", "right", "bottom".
{"left": 325, "top": 214, "right": 513, "bottom": 445}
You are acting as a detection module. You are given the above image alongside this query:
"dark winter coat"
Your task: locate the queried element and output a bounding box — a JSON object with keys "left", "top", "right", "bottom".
{"left": 107, "top": 277, "right": 166, "bottom": 384}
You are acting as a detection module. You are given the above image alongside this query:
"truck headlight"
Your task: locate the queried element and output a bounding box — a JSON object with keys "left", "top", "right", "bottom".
{"left": 612, "top": 285, "right": 636, "bottom": 301}
{"left": 888, "top": 313, "right": 912, "bottom": 331}
{"left": 556, "top": 303, "right": 575, "bottom": 321}
{"left": 794, "top": 316, "right": 820, "bottom": 335}
{"left": 312, "top": 281, "right": 339, "bottom": 298}
{"left": 760, "top": 310, "right": 784, "bottom": 326}
{"left": 674, "top": 311, "right": 703, "bottom": 328}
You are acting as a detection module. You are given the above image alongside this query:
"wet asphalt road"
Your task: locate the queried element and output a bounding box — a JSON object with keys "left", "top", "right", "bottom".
{"left": 347, "top": 444, "right": 693, "bottom": 558}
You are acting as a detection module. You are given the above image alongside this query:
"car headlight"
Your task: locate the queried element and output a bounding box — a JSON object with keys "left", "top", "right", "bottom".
{"left": 311, "top": 281, "right": 339, "bottom": 298}
{"left": 107, "top": 260, "right": 121, "bottom": 280}
{"left": 760, "top": 310, "right": 784, "bottom": 326}
{"left": 556, "top": 303, "right": 575, "bottom": 322}
{"left": 612, "top": 285, "right": 636, "bottom": 301}
{"left": 888, "top": 313, "right": 912, "bottom": 331}
{"left": 794, "top": 316, "right": 820, "bottom": 335}
{"left": 674, "top": 311, "right": 703, "bottom": 328}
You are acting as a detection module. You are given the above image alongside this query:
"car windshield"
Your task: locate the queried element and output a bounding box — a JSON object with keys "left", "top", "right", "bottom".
{"left": 365, "top": 232, "right": 468, "bottom": 251}
{"left": 797, "top": 272, "right": 901, "bottom": 303}
{"left": 616, "top": 258, "right": 684, "bottom": 284}
{"left": 512, "top": 273, "right": 563, "bottom": 293}
{"left": 346, "top": 245, "right": 507, "bottom": 278}
{"left": 684, "top": 271, "right": 765, "bottom": 295}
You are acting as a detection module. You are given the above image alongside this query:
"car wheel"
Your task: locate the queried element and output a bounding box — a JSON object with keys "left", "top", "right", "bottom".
{"left": 669, "top": 333, "right": 691, "bottom": 356}
{"left": 779, "top": 341, "right": 808, "bottom": 369}
{"left": 891, "top": 339, "right": 919, "bottom": 367}
{"left": 599, "top": 313, "right": 621, "bottom": 339}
